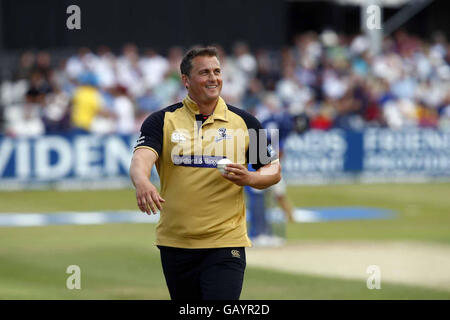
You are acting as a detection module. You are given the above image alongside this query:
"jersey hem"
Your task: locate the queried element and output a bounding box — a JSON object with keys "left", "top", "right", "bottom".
{"left": 155, "top": 238, "right": 252, "bottom": 249}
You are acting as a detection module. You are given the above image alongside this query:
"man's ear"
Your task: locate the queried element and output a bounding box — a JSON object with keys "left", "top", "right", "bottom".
{"left": 181, "top": 74, "right": 189, "bottom": 89}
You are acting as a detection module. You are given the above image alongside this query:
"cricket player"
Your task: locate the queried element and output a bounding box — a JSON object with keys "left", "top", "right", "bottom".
{"left": 129, "top": 47, "right": 281, "bottom": 300}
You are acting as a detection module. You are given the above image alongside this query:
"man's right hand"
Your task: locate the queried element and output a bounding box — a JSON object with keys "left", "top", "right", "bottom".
{"left": 135, "top": 180, "right": 165, "bottom": 215}
{"left": 129, "top": 148, "right": 164, "bottom": 215}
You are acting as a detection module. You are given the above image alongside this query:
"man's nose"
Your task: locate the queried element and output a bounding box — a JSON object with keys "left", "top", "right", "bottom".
{"left": 208, "top": 72, "right": 217, "bottom": 81}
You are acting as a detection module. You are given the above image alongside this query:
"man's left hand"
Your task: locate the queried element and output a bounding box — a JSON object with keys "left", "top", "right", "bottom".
{"left": 221, "top": 163, "right": 254, "bottom": 186}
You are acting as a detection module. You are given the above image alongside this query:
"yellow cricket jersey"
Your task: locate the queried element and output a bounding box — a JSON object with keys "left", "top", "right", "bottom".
{"left": 71, "top": 86, "right": 102, "bottom": 131}
{"left": 134, "top": 96, "right": 277, "bottom": 249}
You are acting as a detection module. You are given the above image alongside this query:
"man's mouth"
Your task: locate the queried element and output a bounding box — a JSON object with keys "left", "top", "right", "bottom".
{"left": 206, "top": 85, "right": 218, "bottom": 89}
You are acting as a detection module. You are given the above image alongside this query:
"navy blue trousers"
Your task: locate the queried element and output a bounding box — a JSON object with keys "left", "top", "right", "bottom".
{"left": 246, "top": 186, "right": 270, "bottom": 238}
{"left": 158, "top": 246, "right": 246, "bottom": 300}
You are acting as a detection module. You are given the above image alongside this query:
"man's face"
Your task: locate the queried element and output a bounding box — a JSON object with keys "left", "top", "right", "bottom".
{"left": 183, "top": 55, "right": 222, "bottom": 106}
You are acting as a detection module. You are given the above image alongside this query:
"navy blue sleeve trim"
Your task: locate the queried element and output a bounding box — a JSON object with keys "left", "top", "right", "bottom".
{"left": 134, "top": 103, "right": 183, "bottom": 156}
{"left": 227, "top": 105, "right": 278, "bottom": 171}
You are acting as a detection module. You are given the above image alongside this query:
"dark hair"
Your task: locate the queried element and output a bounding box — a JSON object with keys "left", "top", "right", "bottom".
{"left": 180, "top": 47, "right": 218, "bottom": 76}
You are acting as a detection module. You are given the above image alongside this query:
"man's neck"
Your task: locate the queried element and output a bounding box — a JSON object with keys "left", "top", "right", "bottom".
{"left": 189, "top": 95, "right": 219, "bottom": 115}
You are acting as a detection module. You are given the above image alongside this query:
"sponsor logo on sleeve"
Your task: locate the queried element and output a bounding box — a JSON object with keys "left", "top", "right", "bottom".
{"left": 135, "top": 135, "right": 146, "bottom": 148}
{"left": 267, "top": 144, "right": 277, "bottom": 159}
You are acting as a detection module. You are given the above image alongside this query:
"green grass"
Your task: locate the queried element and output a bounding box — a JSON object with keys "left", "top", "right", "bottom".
{"left": 243, "top": 267, "right": 450, "bottom": 300}
{"left": 0, "top": 183, "right": 449, "bottom": 299}
{"left": 0, "top": 224, "right": 166, "bottom": 299}
{"left": 1, "top": 183, "right": 449, "bottom": 244}
{"left": 284, "top": 183, "right": 450, "bottom": 244}
{"left": 0, "top": 224, "right": 448, "bottom": 300}
{"left": 0, "top": 189, "right": 136, "bottom": 213}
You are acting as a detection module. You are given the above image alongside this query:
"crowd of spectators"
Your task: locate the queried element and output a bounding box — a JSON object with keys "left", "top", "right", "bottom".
{"left": 1, "top": 29, "right": 449, "bottom": 137}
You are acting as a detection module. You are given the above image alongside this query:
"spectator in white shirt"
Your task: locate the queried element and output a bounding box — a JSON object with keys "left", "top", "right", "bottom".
{"left": 111, "top": 85, "right": 135, "bottom": 134}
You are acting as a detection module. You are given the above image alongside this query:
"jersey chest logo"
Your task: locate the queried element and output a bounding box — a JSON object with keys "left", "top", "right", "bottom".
{"left": 215, "top": 128, "right": 232, "bottom": 143}
{"left": 171, "top": 131, "right": 187, "bottom": 144}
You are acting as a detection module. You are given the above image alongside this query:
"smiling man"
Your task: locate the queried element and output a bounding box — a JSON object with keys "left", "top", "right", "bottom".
{"left": 129, "top": 47, "right": 281, "bottom": 300}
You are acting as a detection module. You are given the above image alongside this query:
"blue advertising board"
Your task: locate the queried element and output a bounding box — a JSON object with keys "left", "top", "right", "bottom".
{"left": 0, "top": 133, "right": 139, "bottom": 189}
{"left": 0, "top": 129, "right": 449, "bottom": 189}
{"left": 283, "top": 128, "right": 450, "bottom": 183}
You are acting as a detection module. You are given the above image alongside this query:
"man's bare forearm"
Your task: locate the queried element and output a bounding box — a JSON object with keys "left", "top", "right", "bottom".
{"left": 248, "top": 161, "right": 281, "bottom": 190}
{"left": 130, "top": 158, "right": 150, "bottom": 188}
{"left": 129, "top": 149, "right": 157, "bottom": 188}
{"left": 130, "top": 148, "right": 165, "bottom": 214}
